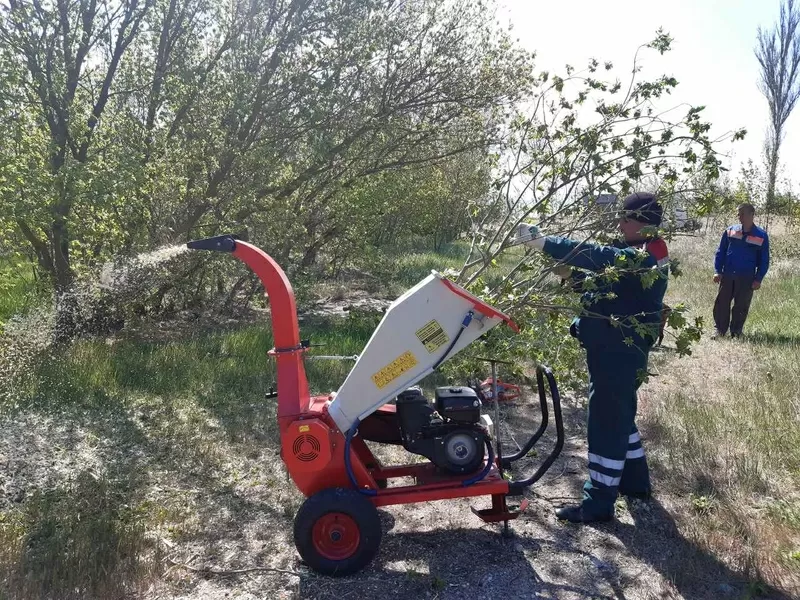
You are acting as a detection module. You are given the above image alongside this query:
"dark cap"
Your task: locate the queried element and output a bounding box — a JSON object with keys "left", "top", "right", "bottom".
{"left": 620, "top": 192, "right": 662, "bottom": 226}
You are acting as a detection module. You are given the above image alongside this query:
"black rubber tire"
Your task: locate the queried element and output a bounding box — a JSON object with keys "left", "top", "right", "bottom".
{"left": 293, "top": 487, "right": 382, "bottom": 576}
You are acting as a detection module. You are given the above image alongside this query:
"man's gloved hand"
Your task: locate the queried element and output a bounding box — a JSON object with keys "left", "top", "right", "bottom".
{"left": 513, "top": 223, "right": 545, "bottom": 250}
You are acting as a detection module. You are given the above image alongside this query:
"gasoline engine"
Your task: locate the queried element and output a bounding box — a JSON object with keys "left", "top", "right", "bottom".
{"left": 395, "top": 385, "right": 492, "bottom": 475}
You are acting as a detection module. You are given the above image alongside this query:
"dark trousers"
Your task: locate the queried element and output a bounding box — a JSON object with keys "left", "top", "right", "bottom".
{"left": 713, "top": 275, "right": 754, "bottom": 335}
{"left": 581, "top": 347, "right": 651, "bottom": 517}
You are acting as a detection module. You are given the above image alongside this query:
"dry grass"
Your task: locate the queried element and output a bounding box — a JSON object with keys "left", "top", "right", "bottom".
{"left": 0, "top": 317, "right": 364, "bottom": 599}
{"left": 641, "top": 218, "right": 800, "bottom": 597}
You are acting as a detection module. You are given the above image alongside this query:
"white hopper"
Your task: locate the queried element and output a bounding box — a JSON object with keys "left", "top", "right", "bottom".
{"left": 326, "top": 271, "right": 518, "bottom": 433}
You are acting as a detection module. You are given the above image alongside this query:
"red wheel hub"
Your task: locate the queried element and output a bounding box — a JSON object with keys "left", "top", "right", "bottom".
{"left": 312, "top": 512, "right": 360, "bottom": 560}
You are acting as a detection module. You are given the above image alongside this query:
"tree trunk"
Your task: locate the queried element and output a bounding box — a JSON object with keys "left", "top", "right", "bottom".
{"left": 53, "top": 278, "right": 78, "bottom": 344}
{"left": 18, "top": 181, "right": 78, "bottom": 344}
{"left": 766, "top": 138, "right": 780, "bottom": 232}
{"left": 52, "top": 214, "right": 77, "bottom": 343}
{"left": 50, "top": 152, "right": 79, "bottom": 342}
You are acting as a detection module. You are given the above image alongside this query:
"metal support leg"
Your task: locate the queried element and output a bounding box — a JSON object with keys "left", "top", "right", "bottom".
{"left": 490, "top": 360, "right": 509, "bottom": 536}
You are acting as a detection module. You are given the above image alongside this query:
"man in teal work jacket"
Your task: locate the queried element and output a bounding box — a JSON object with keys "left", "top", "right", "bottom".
{"left": 515, "top": 192, "right": 669, "bottom": 523}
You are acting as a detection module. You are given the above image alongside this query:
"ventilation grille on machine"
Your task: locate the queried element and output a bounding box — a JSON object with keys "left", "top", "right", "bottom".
{"left": 292, "top": 433, "right": 321, "bottom": 462}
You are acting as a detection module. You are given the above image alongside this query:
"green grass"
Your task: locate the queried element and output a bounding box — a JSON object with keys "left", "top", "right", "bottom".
{"left": 355, "top": 239, "right": 525, "bottom": 295}
{"left": 0, "top": 257, "right": 43, "bottom": 330}
{"left": 24, "top": 311, "right": 384, "bottom": 414}
{"left": 389, "top": 240, "right": 471, "bottom": 285}
{"left": 0, "top": 472, "right": 156, "bottom": 600}
{"left": 644, "top": 223, "right": 800, "bottom": 593}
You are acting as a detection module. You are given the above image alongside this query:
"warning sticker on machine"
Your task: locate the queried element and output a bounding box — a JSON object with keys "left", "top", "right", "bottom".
{"left": 415, "top": 319, "right": 449, "bottom": 353}
{"left": 371, "top": 351, "right": 419, "bottom": 389}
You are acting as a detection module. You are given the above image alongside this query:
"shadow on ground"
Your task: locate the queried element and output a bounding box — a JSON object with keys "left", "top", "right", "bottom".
{"left": 292, "top": 392, "right": 791, "bottom": 600}
{"left": 742, "top": 331, "right": 800, "bottom": 347}
{"left": 293, "top": 496, "right": 791, "bottom": 600}
{"left": 298, "top": 525, "right": 618, "bottom": 600}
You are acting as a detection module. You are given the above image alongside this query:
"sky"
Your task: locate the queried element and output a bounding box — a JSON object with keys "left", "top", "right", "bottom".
{"left": 496, "top": 0, "right": 799, "bottom": 190}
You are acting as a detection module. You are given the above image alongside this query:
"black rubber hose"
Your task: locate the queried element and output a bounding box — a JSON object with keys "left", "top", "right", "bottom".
{"left": 501, "top": 366, "right": 549, "bottom": 467}
{"left": 344, "top": 419, "right": 377, "bottom": 497}
{"left": 461, "top": 436, "right": 495, "bottom": 487}
{"left": 432, "top": 310, "right": 473, "bottom": 372}
{"left": 507, "top": 366, "right": 565, "bottom": 496}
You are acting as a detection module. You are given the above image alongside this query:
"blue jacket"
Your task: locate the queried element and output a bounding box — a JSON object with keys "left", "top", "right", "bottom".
{"left": 542, "top": 236, "right": 669, "bottom": 351}
{"left": 714, "top": 224, "right": 769, "bottom": 282}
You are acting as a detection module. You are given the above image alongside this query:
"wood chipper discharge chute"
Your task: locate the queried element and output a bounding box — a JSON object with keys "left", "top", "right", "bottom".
{"left": 186, "top": 234, "right": 564, "bottom": 577}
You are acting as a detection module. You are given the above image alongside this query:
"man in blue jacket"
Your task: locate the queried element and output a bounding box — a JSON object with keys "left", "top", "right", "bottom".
{"left": 515, "top": 192, "right": 668, "bottom": 523}
{"left": 712, "top": 203, "right": 769, "bottom": 338}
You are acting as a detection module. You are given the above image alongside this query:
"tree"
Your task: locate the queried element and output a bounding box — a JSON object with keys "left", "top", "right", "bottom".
{"left": 735, "top": 158, "right": 797, "bottom": 219}
{"left": 0, "top": 0, "right": 532, "bottom": 333}
{"left": 442, "top": 31, "right": 745, "bottom": 377}
{"left": 755, "top": 0, "right": 800, "bottom": 219}
{"left": 201, "top": 0, "right": 531, "bottom": 269}
{"left": 0, "top": 0, "right": 155, "bottom": 340}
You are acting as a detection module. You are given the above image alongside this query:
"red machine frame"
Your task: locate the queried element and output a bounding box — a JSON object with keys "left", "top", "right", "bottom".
{"left": 187, "top": 234, "right": 564, "bottom": 575}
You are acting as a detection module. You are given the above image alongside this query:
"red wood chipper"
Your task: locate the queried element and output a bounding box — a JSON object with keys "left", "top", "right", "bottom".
{"left": 187, "top": 234, "right": 564, "bottom": 576}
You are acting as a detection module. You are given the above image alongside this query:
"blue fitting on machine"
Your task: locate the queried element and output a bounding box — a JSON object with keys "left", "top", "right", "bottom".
{"left": 461, "top": 310, "right": 474, "bottom": 327}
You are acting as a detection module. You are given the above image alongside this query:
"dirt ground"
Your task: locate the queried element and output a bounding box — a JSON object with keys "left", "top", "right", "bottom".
{"left": 2, "top": 343, "right": 791, "bottom": 600}
{"left": 151, "top": 388, "right": 788, "bottom": 600}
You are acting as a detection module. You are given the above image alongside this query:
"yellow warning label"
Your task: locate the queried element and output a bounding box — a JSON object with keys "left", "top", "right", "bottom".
{"left": 371, "top": 351, "right": 419, "bottom": 389}
{"left": 298, "top": 425, "right": 310, "bottom": 433}
{"left": 416, "top": 319, "right": 449, "bottom": 353}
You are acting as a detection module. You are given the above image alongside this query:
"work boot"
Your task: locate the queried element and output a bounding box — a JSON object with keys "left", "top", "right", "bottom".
{"left": 555, "top": 504, "right": 613, "bottom": 524}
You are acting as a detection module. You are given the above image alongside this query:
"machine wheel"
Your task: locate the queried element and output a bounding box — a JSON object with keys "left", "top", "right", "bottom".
{"left": 293, "top": 488, "right": 382, "bottom": 576}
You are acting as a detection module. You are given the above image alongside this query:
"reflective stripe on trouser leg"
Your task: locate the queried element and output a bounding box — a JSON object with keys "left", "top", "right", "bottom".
{"left": 626, "top": 429, "right": 645, "bottom": 459}
{"left": 588, "top": 453, "right": 623, "bottom": 488}
{"left": 619, "top": 418, "right": 651, "bottom": 495}
{"left": 582, "top": 348, "right": 648, "bottom": 517}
